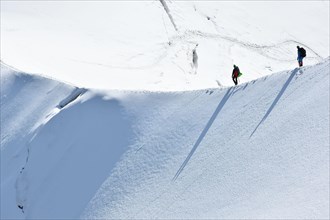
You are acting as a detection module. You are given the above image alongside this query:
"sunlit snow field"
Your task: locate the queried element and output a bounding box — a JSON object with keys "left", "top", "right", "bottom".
{"left": 1, "top": 1, "right": 329, "bottom": 90}
{"left": 1, "top": 1, "right": 329, "bottom": 219}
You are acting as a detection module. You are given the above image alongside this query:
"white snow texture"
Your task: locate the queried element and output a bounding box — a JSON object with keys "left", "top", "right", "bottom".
{"left": 1, "top": 1, "right": 329, "bottom": 219}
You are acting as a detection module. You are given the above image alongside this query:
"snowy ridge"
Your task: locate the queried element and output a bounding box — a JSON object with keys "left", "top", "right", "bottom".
{"left": 1, "top": 60, "right": 329, "bottom": 219}
{"left": 0, "top": 62, "right": 79, "bottom": 218}
{"left": 57, "top": 88, "right": 86, "bottom": 109}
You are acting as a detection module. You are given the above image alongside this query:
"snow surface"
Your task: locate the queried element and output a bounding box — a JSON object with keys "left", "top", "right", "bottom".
{"left": 0, "top": 63, "right": 81, "bottom": 219}
{"left": 1, "top": 1, "right": 329, "bottom": 90}
{"left": 1, "top": 1, "right": 329, "bottom": 219}
{"left": 1, "top": 59, "right": 329, "bottom": 219}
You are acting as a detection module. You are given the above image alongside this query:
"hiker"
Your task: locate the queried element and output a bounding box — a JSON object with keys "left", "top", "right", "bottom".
{"left": 297, "top": 46, "right": 306, "bottom": 67}
{"left": 232, "top": 65, "right": 240, "bottom": 85}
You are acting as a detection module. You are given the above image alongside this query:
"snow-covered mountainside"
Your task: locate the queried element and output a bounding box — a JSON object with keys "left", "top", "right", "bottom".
{"left": 1, "top": 59, "right": 329, "bottom": 219}
{"left": 1, "top": 1, "right": 329, "bottom": 90}
{"left": 0, "top": 63, "right": 84, "bottom": 218}
{"left": 1, "top": 1, "right": 329, "bottom": 219}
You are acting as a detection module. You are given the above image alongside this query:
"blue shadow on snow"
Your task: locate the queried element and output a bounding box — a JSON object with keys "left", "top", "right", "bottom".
{"left": 250, "top": 68, "right": 299, "bottom": 138}
{"left": 173, "top": 87, "right": 234, "bottom": 181}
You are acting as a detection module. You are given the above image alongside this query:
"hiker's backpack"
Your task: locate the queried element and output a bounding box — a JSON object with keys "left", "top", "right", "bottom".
{"left": 300, "top": 47, "right": 306, "bottom": 57}
{"left": 233, "top": 67, "right": 239, "bottom": 78}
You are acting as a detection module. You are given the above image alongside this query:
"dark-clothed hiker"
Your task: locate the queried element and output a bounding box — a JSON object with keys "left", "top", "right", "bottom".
{"left": 232, "top": 65, "right": 240, "bottom": 85}
{"left": 297, "top": 46, "right": 306, "bottom": 67}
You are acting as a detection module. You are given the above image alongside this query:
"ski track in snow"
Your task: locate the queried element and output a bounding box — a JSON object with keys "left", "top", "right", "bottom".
{"left": 159, "top": 0, "right": 178, "bottom": 31}
{"left": 170, "top": 30, "right": 323, "bottom": 61}
{"left": 70, "top": 31, "right": 322, "bottom": 72}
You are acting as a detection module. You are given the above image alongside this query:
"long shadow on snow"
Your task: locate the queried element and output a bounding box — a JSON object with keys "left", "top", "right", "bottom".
{"left": 250, "top": 68, "right": 298, "bottom": 138}
{"left": 173, "top": 88, "right": 234, "bottom": 181}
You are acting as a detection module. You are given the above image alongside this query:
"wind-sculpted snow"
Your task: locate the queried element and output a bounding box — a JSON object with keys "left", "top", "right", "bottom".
{"left": 17, "top": 95, "right": 134, "bottom": 219}
{"left": 2, "top": 60, "right": 329, "bottom": 219}
{"left": 0, "top": 63, "right": 78, "bottom": 219}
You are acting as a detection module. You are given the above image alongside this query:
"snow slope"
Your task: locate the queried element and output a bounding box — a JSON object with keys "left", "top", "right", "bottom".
{"left": 1, "top": 1, "right": 329, "bottom": 90}
{"left": 1, "top": 59, "right": 329, "bottom": 219}
{"left": 0, "top": 63, "right": 84, "bottom": 219}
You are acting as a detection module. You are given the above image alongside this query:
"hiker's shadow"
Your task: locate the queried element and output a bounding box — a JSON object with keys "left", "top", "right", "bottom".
{"left": 250, "top": 68, "right": 299, "bottom": 137}
{"left": 173, "top": 87, "right": 234, "bottom": 181}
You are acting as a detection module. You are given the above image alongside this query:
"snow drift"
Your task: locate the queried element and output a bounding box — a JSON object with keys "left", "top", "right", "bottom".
{"left": 1, "top": 59, "right": 329, "bottom": 219}
{"left": 0, "top": 63, "right": 82, "bottom": 218}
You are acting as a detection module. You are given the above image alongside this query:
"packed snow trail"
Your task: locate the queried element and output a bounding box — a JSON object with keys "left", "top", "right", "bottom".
{"left": 1, "top": 59, "right": 329, "bottom": 219}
